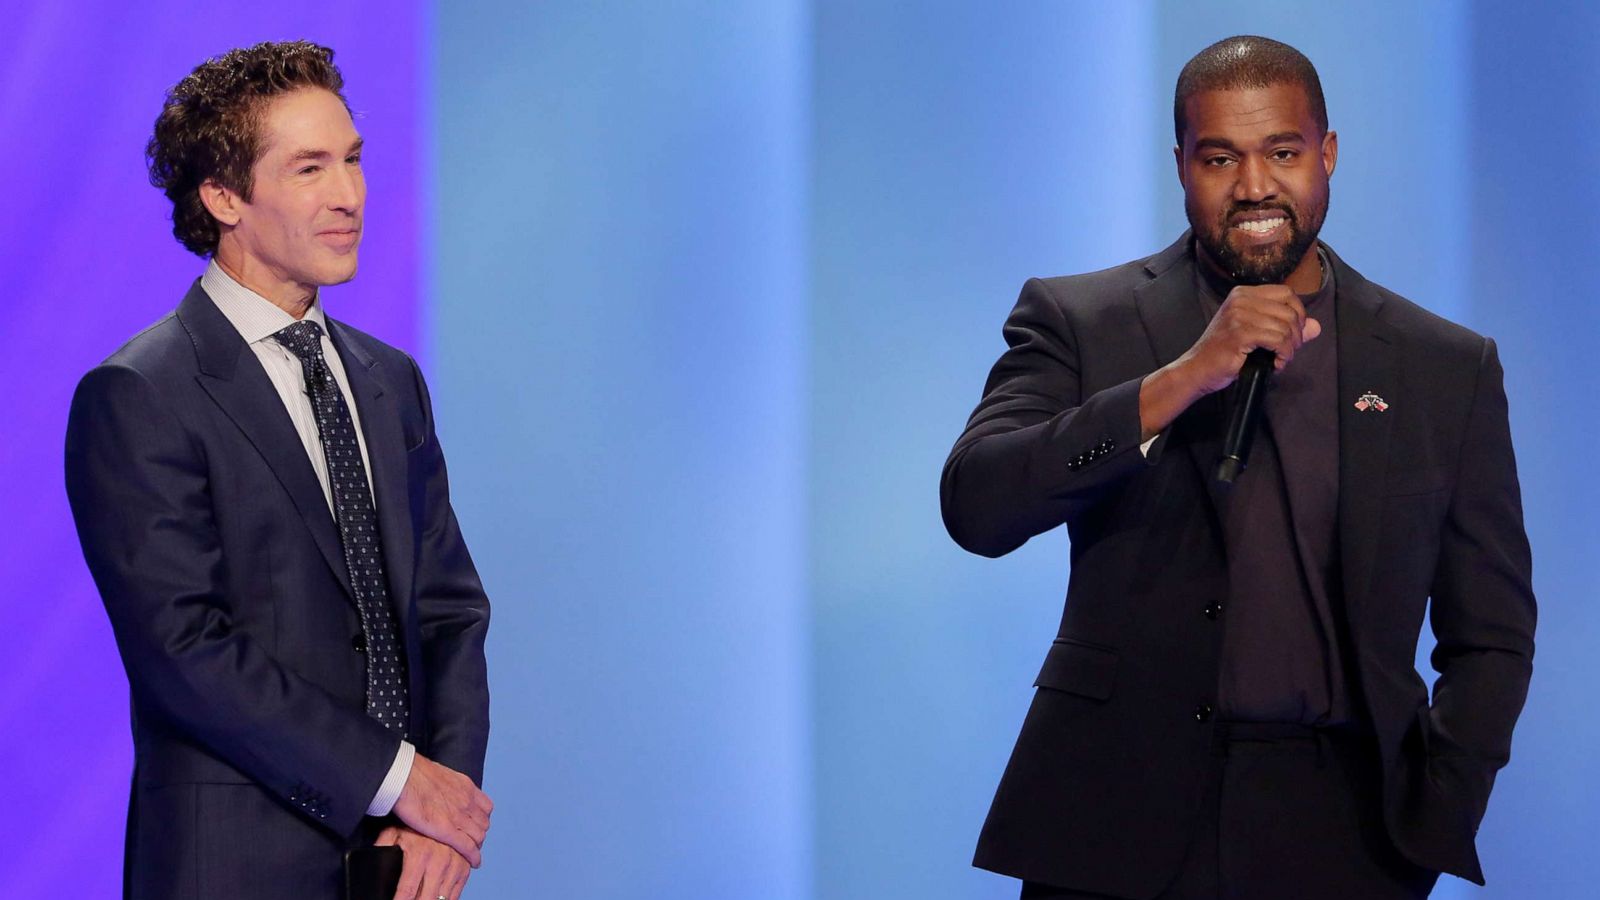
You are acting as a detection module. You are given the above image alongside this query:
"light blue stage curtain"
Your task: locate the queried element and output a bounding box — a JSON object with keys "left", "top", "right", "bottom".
{"left": 432, "top": 3, "right": 812, "bottom": 898}
{"left": 811, "top": 4, "right": 1160, "bottom": 898}
{"left": 1460, "top": 4, "right": 1600, "bottom": 899}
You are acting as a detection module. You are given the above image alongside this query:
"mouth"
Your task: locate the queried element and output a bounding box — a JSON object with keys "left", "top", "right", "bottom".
{"left": 318, "top": 229, "right": 361, "bottom": 251}
{"left": 1229, "top": 214, "right": 1290, "bottom": 241}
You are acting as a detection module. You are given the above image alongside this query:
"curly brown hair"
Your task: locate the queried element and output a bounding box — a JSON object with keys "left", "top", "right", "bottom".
{"left": 146, "top": 41, "right": 348, "bottom": 257}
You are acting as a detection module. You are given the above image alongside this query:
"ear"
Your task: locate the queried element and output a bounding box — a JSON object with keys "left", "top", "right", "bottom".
{"left": 1173, "top": 144, "right": 1186, "bottom": 189}
{"left": 1321, "top": 130, "right": 1339, "bottom": 179}
{"left": 198, "top": 178, "right": 244, "bottom": 227}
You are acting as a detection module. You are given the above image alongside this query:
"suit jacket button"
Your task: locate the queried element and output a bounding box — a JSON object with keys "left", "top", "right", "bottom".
{"left": 1203, "top": 603, "right": 1221, "bottom": 620}
{"left": 1194, "top": 703, "right": 1214, "bottom": 722}
{"left": 352, "top": 634, "right": 367, "bottom": 653}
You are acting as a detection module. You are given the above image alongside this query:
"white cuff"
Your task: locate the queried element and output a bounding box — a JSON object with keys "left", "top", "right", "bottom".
{"left": 366, "top": 740, "right": 416, "bottom": 816}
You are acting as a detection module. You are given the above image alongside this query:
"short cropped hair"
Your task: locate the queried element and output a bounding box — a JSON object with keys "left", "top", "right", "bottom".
{"left": 1173, "top": 35, "right": 1327, "bottom": 146}
{"left": 146, "top": 41, "right": 348, "bottom": 256}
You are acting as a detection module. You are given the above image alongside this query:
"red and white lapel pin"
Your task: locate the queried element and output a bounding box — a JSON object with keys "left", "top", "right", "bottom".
{"left": 1353, "top": 391, "right": 1389, "bottom": 412}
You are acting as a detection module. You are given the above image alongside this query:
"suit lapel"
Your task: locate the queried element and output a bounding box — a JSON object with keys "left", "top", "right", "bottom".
{"left": 1329, "top": 249, "right": 1395, "bottom": 625}
{"left": 177, "top": 283, "right": 355, "bottom": 600}
{"left": 1134, "top": 233, "right": 1227, "bottom": 516}
{"left": 328, "top": 321, "right": 417, "bottom": 634}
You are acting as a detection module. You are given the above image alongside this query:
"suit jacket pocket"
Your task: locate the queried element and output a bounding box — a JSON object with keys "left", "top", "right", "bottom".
{"left": 1034, "top": 637, "right": 1119, "bottom": 701}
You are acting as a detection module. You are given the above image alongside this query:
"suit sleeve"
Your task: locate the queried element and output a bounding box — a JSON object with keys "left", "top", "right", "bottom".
{"left": 1423, "top": 337, "right": 1536, "bottom": 817}
{"left": 405, "top": 356, "right": 491, "bottom": 786}
{"left": 941, "top": 277, "right": 1153, "bottom": 557}
{"left": 64, "top": 364, "right": 401, "bottom": 837}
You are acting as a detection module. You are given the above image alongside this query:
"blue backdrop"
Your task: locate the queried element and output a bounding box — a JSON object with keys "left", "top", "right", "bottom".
{"left": 4, "top": 2, "right": 1595, "bottom": 897}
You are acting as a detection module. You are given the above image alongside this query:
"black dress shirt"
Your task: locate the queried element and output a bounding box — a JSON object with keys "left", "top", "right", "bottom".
{"left": 1197, "top": 248, "right": 1352, "bottom": 726}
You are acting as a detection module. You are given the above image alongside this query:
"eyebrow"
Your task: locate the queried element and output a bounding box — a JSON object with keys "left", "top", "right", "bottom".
{"left": 1193, "top": 131, "right": 1307, "bottom": 153}
{"left": 286, "top": 137, "right": 365, "bottom": 165}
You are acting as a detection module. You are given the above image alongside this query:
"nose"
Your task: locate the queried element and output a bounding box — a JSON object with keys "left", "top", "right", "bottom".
{"left": 1233, "top": 154, "right": 1277, "bottom": 204}
{"left": 327, "top": 161, "right": 364, "bottom": 214}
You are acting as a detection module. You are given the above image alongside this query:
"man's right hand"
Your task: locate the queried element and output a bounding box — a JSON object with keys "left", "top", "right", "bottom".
{"left": 1139, "top": 284, "right": 1322, "bottom": 441}
{"left": 391, "top": 754, "right": 494, "bottom": 868}
{"left": 1182, "top": 284, "right": 1321, "bottom": 393}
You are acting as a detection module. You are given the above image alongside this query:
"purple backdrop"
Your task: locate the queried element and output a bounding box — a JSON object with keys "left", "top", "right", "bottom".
{"left": 0, "top": 3, "right": 423, "bottom": 891}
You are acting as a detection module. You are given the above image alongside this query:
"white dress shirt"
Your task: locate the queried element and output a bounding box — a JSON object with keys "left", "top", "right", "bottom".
{"left": 201, "top": 260, "right": 415, "bottom": 817}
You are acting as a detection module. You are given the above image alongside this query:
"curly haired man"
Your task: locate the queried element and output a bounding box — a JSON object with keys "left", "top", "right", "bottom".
{"left": 66, "top": 41, "right": 493, "bottom": 900}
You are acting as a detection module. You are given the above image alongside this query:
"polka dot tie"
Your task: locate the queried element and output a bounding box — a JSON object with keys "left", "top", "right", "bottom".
{"left": 274, "top": 320, "right": 409, "bottom": 737}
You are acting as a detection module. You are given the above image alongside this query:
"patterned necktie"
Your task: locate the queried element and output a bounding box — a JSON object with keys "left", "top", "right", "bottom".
{"left": 273, "top": 320, "right": 410, "bottom": 737}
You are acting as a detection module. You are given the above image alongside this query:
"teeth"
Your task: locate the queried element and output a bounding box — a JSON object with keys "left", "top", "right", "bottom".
{"left": 1235, "top": 217, "right": 1287, "bottom": 234}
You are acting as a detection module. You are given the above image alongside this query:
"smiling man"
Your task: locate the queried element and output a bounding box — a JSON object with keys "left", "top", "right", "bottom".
{"left": 66, "top": 42, "right": 492, "bottom": 900}
{"left": 942, "top": 36, "right": 1535, "bottom": 899}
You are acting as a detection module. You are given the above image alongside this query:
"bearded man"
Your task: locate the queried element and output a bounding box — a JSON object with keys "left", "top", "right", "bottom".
{"left": 942, "top": 35, "right": 1535, "bottom": 899}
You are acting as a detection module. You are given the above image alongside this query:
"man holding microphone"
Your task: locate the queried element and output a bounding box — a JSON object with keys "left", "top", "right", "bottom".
{"left": 943, "top": 36, "right": 1535, "bottom": 898}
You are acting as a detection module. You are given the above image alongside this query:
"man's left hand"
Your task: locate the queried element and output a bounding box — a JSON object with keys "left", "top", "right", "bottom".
{"left": 375, "top": 824, "right": 472, "bottom": 900}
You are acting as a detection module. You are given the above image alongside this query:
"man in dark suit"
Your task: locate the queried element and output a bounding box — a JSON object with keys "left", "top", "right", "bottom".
{"left": 942, "top": 36, "right": 1534, "bottom": 899}
{"left": 66, "top": 42, "right": 493, "bottom": 900}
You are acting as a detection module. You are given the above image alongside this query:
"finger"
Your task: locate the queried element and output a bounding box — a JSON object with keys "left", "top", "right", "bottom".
{"left": 417, "top": 847, "right": 451, "bottom": 900}
{"left": 393, "top": 847, "right": 425, "bottom": 900}
{"left": 375, "top": 826, "right": 403, "bottom": 847}
{"left": 1279, "top": 291, "right": 1308, "bottom": 327}
{"left": 419, "top": 804, "right": 481, "bottom": 859}
{"left": 1257, "top": 329, "right": 1295, "bottom": 367}
{"left": 1240, "top": 320, "right": 1295, "bottom": 362}
{"left": 458, "top": 808, "right": 487, "bottom": 846}
{"left": 1222, "top": 302, "right": 1290, "bottom": 344}
{"left": 464, "top": 800, "right": 489, "bottom": 834}
{"left": 446, "top": 859, "right": 471, "bottom": 900}
{"left": 447, "top": 828, "right": 483, "bottom": 868}
{"left": 1303, "top": 317, "right": 1323, "bottom": 342}
{"left": 1250, "top": 297, "right": 1305, "bottom": 339}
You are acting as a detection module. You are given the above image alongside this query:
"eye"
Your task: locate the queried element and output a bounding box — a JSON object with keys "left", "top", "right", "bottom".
{"left": 297, "top": 165, "right": 320, "bottom": 175}
{"left": 1270, "top": 148, "right": 1298, "bottom": 161}
{"left": 346, "top": 153, "right": 363, "bottom": 165}
{"left": 1205, "top": 155, "right": 1236, "bottom": 168}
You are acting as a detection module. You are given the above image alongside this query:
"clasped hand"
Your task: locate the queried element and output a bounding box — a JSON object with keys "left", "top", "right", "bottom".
{"left": 391, "top": 754, "right": 494, "bottom": 867}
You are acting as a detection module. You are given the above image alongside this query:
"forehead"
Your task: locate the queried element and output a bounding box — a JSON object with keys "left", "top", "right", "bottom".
{"left": 256, "top": 87, "right": 358, "bottom": 158}
{"left": 1182, "top": 82, "right": 1318, "bottom": 146}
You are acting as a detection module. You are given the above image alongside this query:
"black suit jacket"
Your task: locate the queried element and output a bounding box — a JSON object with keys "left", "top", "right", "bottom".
{"left": 941, "top": 235, "right": 1535, "bottom": 897}
{"left": 65, "top": 282, "right": 490, "bottom": 899}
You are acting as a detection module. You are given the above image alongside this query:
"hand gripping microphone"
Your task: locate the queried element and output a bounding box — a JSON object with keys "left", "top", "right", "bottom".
{"left": 1214, "top": 348, "right": 1276, "bottom": 484}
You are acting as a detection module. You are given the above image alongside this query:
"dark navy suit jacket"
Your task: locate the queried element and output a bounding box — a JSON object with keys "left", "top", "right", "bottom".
{"left": 66, "top": 282, "right": 490, "bottom": 899}
{"left": 942, "top": 235, "right": 1535, "bottom": 897}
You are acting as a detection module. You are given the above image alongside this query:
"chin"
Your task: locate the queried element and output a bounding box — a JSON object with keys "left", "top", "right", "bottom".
{"left": 319, "top": 256, "right": 360, "bottom": 286}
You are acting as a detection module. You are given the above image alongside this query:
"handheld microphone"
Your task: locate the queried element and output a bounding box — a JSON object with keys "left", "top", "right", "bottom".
{"left": 1214, "top": 348, "right": 1275, "bottom": 484}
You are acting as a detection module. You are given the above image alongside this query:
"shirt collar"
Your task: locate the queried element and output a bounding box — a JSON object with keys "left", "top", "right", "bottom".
{"left": 201, "top": 259, "right": 329, "bottom": 345}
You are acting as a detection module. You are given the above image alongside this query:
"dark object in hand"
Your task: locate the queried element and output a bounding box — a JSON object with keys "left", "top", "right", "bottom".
{"left": 345, "top": 845, "right": 403, "bottom": 900}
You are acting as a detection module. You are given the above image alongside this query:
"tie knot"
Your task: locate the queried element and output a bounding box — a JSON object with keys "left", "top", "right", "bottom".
{"left": 273, "top": 320, "right": 327, "bottom": 363}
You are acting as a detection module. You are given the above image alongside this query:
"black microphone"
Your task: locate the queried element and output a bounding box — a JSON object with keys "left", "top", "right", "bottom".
{"left": 1214, "top": 348, "right": 1276, "bottom": 484}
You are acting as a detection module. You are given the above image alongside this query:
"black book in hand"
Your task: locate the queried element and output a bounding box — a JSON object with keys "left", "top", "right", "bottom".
{"left": 344, "top": 846, "right": 403, "bottom": 900}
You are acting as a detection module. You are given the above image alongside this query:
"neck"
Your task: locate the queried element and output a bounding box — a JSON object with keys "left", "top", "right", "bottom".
{"left": 212, "top": 247, "right": 316, "bottom": 319}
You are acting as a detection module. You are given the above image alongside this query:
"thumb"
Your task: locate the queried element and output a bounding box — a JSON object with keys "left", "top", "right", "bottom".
{"left": 1303, "top": 317, "right": 1323, "bottom": 342}
{"left": 374, "top": 826, "right": 403, "bottom": 846}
